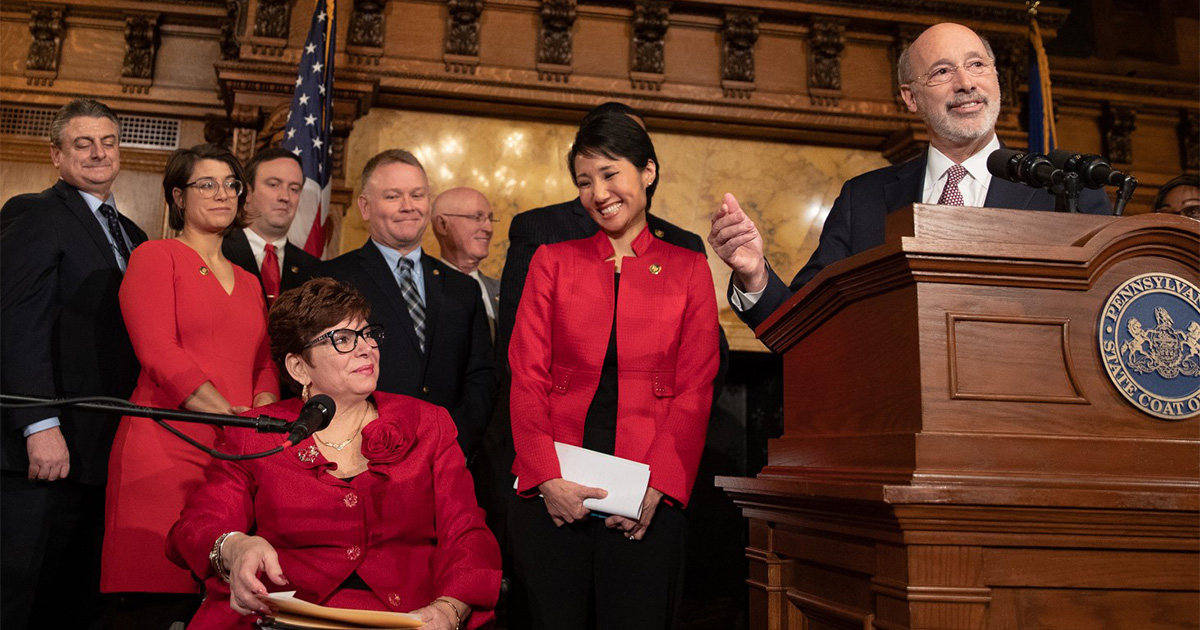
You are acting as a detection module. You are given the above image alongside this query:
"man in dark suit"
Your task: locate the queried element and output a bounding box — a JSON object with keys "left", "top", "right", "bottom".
{"left": 221, "top": 147, "right": 321, "bottom": 307}
{"left": 322, "top": 149, "right": 495, "bottom": 459}
{"left": 1, "top": 98, "right": 148, "bottom": 630}
{"left": 432, "top": 186, "right": 500, "bottom": 340}
{"left": 710, "top": 22, "right": 1112, "bottom": 330}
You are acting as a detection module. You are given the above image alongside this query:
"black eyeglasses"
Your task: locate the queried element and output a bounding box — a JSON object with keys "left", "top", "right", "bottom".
{"left": 440, "top": 211, "right": 498, "bottom": 224}
{"left": 185, "top": 177, "right": 245, "bottom": 199}
{"left": 303, "top": 324, "right": 385, "bottom": 353}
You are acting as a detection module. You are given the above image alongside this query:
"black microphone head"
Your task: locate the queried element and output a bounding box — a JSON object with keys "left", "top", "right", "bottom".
{"left": 302, "top": 394, "right": 336, "bottom": 432}
{"left": 987, "top": 148, "right": 1024, "bottom": 180}
{"left": 1047, "top": 148, "right": 1076, "bottom": 169}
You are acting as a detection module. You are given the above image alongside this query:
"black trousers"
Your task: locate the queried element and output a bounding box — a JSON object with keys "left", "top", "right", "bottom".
{"left": 1, "top": 472, "right": 112, "bottom": 630}
{"left": 508, "top": 493, "right": 688, "bottom": 630}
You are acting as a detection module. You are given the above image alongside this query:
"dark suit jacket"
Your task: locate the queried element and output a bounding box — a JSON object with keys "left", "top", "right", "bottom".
{"left": 732, "top": 153, "right": 1114, "bottom": 330}
{"left": 321, "top": 242, "right": 496, "bottom": 459}
{"left": 1, "top": 179, "right": 148, "bottom": 484}
{"left": 222, "top": 227, "right": 321, "bottom": 302}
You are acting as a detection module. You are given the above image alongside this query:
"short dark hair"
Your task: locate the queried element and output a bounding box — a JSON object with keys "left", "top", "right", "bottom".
{"left": 581, "top": 102, "right": 645, "bottom": 127}
{"left": 567, "top": 113, "right": 660, "bottom": 211}
{"left": 1153, "top": 174, "right": 1200, "bottom": 212}
{"left": 244, "top": 147, "right": 303, "bottom": 190}
{"left": 162, "top": 143, "right": 248, "bottom": 233}
{"left": 360, "top": 149, "right": 425, "bottom": 191}
{"left": 269, "top": 278, "right": 373, "bottom": 393}
{"left": 50, "top": 98, "right": 120, "bottom": 146}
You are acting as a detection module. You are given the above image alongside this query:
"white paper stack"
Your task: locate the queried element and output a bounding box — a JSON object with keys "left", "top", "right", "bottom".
{"left": 516, "top": 442, "right": 651, "bottom": 519}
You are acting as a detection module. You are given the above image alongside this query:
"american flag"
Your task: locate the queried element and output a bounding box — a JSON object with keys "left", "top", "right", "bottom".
{"left": 282, "top": 0, "right": 336, "bottom": 257}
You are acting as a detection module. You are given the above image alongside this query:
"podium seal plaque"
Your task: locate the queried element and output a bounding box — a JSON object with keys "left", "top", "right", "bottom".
{"left": 1099, "top": 272, "right": 1200, "bottom": 420}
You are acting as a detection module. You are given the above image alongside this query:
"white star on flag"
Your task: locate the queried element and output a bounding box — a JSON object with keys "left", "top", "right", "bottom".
{"left": 281, "top": 0, "right": 337, "bottom": 258}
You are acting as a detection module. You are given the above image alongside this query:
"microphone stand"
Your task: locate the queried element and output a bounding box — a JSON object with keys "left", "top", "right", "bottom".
{"left": 0, "top": 393, "right": 293, "bottom": 461}
{"left": 1050, "top": 171, "right": 1082, "bottom": 214}
{"left": 1113, "top": 176, "right": 1138, "bottom": 217}
{"left": 0, "top": 393, "right": 291, "bottom": 433}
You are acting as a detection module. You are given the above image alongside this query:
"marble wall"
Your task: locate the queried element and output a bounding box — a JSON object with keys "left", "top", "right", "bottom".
{"left": 342, "top": 108, "right": 889, "bottom": 351}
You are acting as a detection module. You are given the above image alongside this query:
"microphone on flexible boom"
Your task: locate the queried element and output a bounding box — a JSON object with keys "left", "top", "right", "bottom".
{"left": 283, "top": 394, "right": 336, "bottom": 447}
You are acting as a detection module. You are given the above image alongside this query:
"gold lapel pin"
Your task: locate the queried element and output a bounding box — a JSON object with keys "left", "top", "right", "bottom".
{"left": 432, "top": 269, "right": 441, "bottom": 276}
{"left": 653, "top": 229, "right": 665, "bottom": 238}
{"left": 199, "top": 266, "right": 210, "bottom": 275}
{"left": 289, "top": 265, "right": 299, "bottom": 273}
{"left": 649, "top": 264, "right": 661, "bottom": 275}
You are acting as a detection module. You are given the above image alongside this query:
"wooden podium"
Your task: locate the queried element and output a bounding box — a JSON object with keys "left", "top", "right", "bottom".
{"left": 716, "top": 205, "right": 1200, "bottom": 630}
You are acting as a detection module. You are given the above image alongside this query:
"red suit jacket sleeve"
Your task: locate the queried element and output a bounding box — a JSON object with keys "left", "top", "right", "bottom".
{"left": 509, "top": 230, "right": 720, "bottom": 506}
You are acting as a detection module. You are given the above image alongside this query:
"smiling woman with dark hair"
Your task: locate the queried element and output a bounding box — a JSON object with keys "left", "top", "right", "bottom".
{"left": 101, "top": 143, "right": 279, "bottom": 629}
{"left": 507, "top": 113, "right": 720, "bottom": 629}
{"left": 167, "top": 278, "right": 501, "bottom": 630}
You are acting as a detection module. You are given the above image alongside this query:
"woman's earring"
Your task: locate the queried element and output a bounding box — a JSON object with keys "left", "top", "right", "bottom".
{"left": 302, "top": 382, "right": 310, "bottom": 401}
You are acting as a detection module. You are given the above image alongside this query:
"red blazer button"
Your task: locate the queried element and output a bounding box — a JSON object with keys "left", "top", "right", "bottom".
{"left": 344, "top": 492, "right": 358, "bottom": 508}
{"left": 388, "top": 592, "right": 402, "bottom": 607}
{"left": 346, "top": 545, "right": 361, "bottom": 560}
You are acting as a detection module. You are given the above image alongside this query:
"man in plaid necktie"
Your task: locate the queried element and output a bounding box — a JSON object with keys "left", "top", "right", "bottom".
{"left": 321, "top": 149, "right": 497, "bottom": 461}
{"left": 710, "top": 22, "right": 1112, "bottom": 330}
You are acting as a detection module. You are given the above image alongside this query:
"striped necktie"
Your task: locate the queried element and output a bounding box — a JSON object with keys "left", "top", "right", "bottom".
{"left": 396, "top": 257, "right": 426, "bottom": 352}
{"left": 99, "top": 203, "right": 131, "bottom": 264}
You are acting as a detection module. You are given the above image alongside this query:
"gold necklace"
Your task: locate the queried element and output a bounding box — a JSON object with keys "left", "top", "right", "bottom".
{"left": 315, "top": 403, "right": 373, "bottom": 452}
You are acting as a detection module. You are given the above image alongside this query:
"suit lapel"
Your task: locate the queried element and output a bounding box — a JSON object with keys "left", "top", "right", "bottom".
{"left": 570, "top": 197, "right": 599, "bottom": 238}
{"left": 420, "top": 253, "right": 443, "bottom": 357}
{"left": 984, "top": 177, "right": 1039, "bottom": 210}
{"left": 55, "top": 180, "right": 121, "bottom": 270}
{"left": 357, "top": 243, "right": 420, "bottom": 349}
{"left": 884, "top": 155, "right": 927, "bottom": 212}
{"left": 224, "top": 229, "right": 262, "bottom": 279}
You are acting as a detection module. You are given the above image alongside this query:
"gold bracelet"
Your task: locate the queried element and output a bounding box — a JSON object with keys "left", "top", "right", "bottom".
{"left": 431, "top": 596, "right": 462, "bottom": 630}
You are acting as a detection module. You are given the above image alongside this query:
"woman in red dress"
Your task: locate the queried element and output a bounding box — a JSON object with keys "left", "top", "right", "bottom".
{"left": 507, "top": 113, "right": 720, "bottom": 629}
{"left": 102, "top": 144, "right": 279, "bottom": 627}
{"left": 168, "top": 278, "right": 501, "bottom": 629}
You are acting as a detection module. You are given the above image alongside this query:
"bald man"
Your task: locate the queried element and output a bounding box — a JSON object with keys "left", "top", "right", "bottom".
{"left": 432, "top": 187, "right": 500, "bottom": 339}
{"left": 709, "top": 22, "right": 1111, "bottom": 330}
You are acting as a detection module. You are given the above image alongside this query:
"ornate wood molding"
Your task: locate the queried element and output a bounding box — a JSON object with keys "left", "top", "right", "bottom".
{"left": 248, "top": 0, "right": 292, "bottom": 56}
{"left": 630, "top": 0, "right": 669, "bottom": 91}
{"left": 1179, "top": 109, "right": 1198, "bottom": 172}
{"left": 348, "top": 0, "right": 385, "bottom": 64}
{"left": 1103, "top": 104, "right": 1137, "bottom": 166}
{"left": 990, "top": 33, "right": 1026, "bottom": 111}
{"left": 444, "top": 0, "right": 483, "bottom": 74}
{"left": 808, "top": 18, "right": 846, "bottom": 107}
{"left": 537, "top": 0, "right": 576, "bottom": 82}
{"left": 221, "top": 0, "right": 244, "bottom": 61}
{"left": 121, "top": 13, "right": 159, "bottom": 94}
{"left": 720, "top": 8, "right": 758, "bottom": 99}
{"left": 25, "top": 5, "right": 65, "bottom": 87}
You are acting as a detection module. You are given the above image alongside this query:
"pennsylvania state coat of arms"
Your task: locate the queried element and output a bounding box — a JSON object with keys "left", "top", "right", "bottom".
{"left": 1099, "top": 272, "right": 1200, "bottom": 420}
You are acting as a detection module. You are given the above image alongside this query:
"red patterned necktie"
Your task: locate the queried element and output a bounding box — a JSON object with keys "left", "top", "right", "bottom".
{"left": 262, "top": 243, "right": 282, "bottom": 304}
{"left": 938, "top": 164, "right": 968, "bottom": 206}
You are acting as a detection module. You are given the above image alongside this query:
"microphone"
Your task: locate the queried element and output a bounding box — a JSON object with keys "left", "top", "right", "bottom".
{"left": 283, "top": 394, "right": 335, "bottom": 447}
{"left": 1047, "top": 149, "right": 1135, "bottom": 189}
{"left": 987, "top": 148, "right": 1063, "bottom": 190}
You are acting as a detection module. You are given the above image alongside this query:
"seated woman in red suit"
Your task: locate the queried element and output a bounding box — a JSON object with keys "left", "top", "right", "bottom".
{"left": 507, "top": 113, "right": 720, "bottom": 629}
{"left": 102, "top": 144, "right": 279, "bottom": 627}
{"left": 168, "top": 278, "right": 501, "bottom": 630}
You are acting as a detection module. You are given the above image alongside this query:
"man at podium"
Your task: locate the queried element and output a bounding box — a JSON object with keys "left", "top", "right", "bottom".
{"left": 709, "top": 22, "right": 1112, "bottom": 330}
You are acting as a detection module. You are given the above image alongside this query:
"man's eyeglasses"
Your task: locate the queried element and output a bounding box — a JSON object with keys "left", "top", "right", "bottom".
{"left": 909, "top": 60, "right": 994, "bottom": 87}
{"left": 303, "top": 325, "right": 386, "bottom": 353}
{"left": 441, "top": 212, "right": 498, "bottom": 224}
{"left": 185, "top": 177, "right": 245, "bottom": 199}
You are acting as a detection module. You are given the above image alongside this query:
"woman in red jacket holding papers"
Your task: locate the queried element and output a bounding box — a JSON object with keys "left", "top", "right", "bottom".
{"left": 168, "top": 279, "right": 500, "bottom": 630}
{"left": 508, "top": 113, "right": 720, "bottom": 629}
